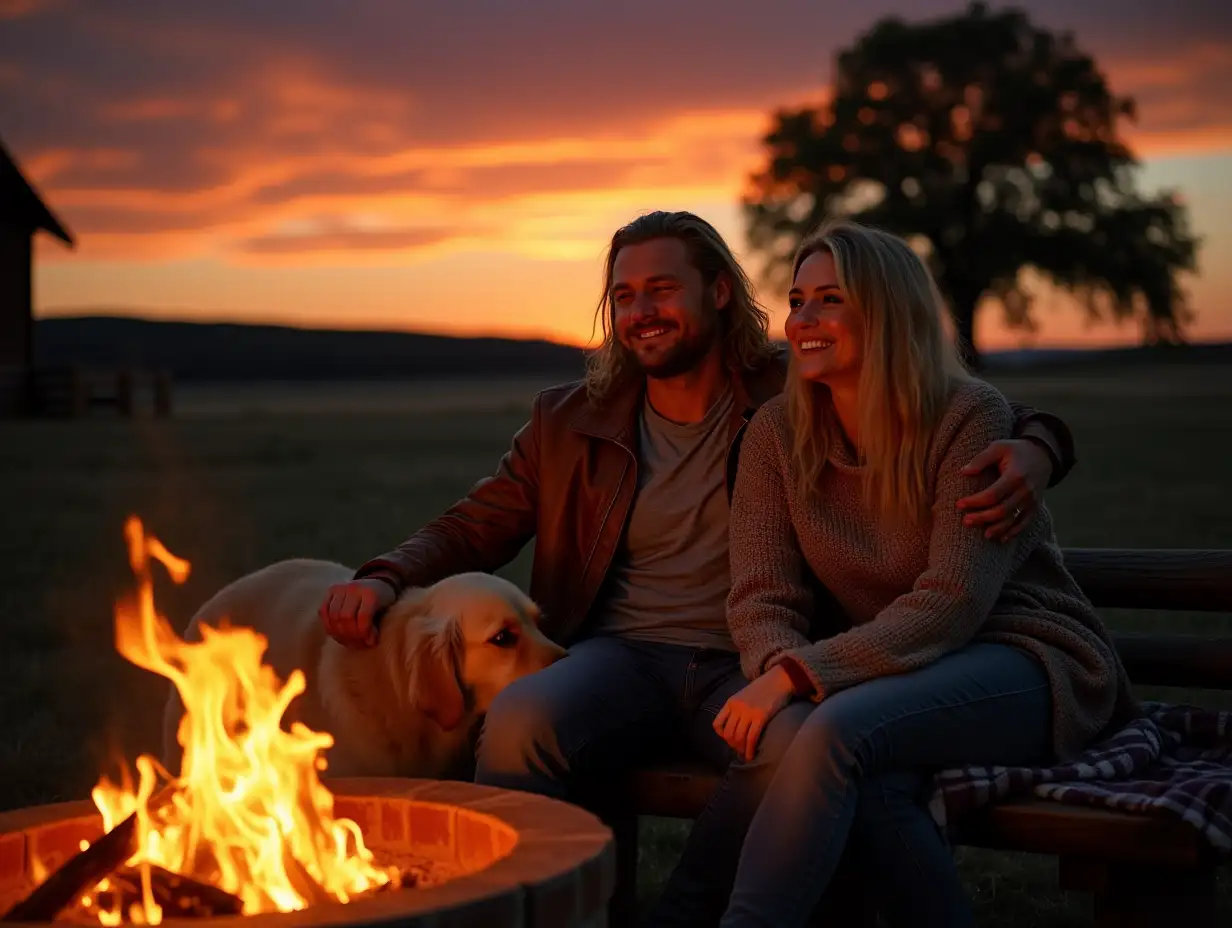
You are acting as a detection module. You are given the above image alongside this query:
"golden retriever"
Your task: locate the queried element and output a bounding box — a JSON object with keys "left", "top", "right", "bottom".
{"left": 161, "top": 559, "right": 566, "bottom": 779}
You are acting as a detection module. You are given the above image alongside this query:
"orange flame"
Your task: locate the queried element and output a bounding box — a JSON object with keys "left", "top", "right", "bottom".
{"left": 79, "top": 517, "right": 398, "bottom": 923}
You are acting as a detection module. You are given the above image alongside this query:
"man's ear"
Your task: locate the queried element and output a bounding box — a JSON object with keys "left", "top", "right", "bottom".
{"left": 407, "top": 613, "right": 465, "bottom": 732}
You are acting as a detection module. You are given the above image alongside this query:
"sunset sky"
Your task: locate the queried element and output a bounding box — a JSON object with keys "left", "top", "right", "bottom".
{"left": 4, "top": 0, "right": 1231, "bottom": 350}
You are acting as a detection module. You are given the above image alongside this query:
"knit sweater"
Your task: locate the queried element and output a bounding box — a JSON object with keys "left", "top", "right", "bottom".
{"left": 727, "top": 379, "right": 1138, "bottom": 761}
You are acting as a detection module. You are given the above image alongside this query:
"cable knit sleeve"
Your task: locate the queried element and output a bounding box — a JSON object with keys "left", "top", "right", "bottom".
{"left": 774, "top": 383, "right": 1033, "bottom": 698}
{"left": 726, "top": 404, "right": 814, "bottom": 682}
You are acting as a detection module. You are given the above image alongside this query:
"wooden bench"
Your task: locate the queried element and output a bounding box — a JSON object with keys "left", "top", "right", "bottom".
{"left": 608, "top": 548, "right": 1232, "bottom": 927}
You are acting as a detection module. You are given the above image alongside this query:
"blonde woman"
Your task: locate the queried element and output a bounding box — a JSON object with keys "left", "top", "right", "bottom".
{"left": 711, "top": 221, "right": 1137, "bottom": 928}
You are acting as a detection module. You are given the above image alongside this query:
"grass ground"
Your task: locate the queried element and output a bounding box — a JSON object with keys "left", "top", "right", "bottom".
{"left": 1, "top": 361, "right": 1229, "bottom": 925}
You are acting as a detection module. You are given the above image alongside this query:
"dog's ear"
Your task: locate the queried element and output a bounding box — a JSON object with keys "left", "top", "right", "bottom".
{"left": 407, "top": 613, "right": 466, "bottom": 732}
{"left": 526, "top": 601, "right": 545, "bottom": 627}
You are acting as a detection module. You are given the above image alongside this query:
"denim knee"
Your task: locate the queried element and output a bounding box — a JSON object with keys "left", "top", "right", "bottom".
{"left": 473, "top": 676, "right": 567, "bottom": 784}
{"left": 722, "top": 700, "right": 814, "bottom": 798}
{"left": 774, "top": 700, "right": 865, "bottom": 791}
{"left": 755, "top": 701, "right": 812, "bottom": 762}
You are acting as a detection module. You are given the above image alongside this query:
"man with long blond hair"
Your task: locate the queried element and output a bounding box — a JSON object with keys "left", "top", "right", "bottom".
{"left": 319, "top": 210, "right": 1075, "bottom": 925}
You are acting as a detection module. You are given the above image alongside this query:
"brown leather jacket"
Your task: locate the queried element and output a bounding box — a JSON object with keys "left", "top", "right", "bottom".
{"left": 356, "top": 355, "right": 1075, "bottom": 645}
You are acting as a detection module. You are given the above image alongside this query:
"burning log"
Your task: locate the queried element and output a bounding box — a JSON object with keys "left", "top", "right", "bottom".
{"left": 280, "top": 846, "right": 335, "bottom": 909}
{"left": 94, "top": 865, "right": 242, "bottom": 919}
{"left": 1, "top": 786, "right": 178, "bottom": 923}
{"left": 1, "top": 812, "right": 139, "bottom": 922}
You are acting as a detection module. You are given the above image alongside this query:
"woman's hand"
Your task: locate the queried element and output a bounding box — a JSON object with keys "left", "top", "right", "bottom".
{"left": 714, "top": 664, "right": 798, "bottom": 762}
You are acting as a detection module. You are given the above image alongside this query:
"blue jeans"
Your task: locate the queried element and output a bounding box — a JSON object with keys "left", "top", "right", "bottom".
{"left": 475, "top": 634, "right": 871, "bottom": 928}
{"left": 717, "top": 642, "right": 1053, "bottom": 928}
{"left": 474, "top": 635, "right": 745, "bottom": 799}
{"left": 645, "top": 690, "right": 873, "bottom": 928}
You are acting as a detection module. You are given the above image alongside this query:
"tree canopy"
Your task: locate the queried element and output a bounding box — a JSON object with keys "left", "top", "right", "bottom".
{"left": 743, "top": 2, "right": 1200, "bottom": 366}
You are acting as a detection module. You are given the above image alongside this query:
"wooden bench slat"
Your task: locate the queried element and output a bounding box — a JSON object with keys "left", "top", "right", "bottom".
{"left": 623, "top": 769, "right": 1213, "bottom": 869}
{"left": 953, "top": 799, "right": 1211, "bottom": 867}
{"left": 1064, "top": 548, "right": 1232, "bottom": 612}
{"left": 1113, "top": 631, "right": 1232, "bottom": 689}
{"left": 623, "top": 765, "right": 717, "bottom": 820}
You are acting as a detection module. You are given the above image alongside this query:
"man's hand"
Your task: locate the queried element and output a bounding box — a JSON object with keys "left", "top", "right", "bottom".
{"left": 319, "top": 578, "right": 397, "bottom": 649}
{"left": 713, "top": 665, "right": 797, "bottom": 762}
{"left": 957, "top": 438, "right": 1054, "bottom": 542}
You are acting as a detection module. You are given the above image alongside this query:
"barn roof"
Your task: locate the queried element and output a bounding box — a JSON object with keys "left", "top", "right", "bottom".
{"left": 0, "top": 138, "right": 73, "bottom": 247}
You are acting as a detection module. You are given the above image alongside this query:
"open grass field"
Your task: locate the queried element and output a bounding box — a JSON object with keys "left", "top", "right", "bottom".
{"left": 1, "top": 360, "right": 1230, "bottom": 925}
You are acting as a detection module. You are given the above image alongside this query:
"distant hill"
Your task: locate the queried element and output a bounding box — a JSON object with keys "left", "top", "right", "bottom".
{"left": 978, "top": 341, "right": 1232, "bottom": 371}
{"left": 31, "top": 315, "right": 1232, "bottom": 383}
{"left": 33, "top": 316, "right": 589, "bottom": 382}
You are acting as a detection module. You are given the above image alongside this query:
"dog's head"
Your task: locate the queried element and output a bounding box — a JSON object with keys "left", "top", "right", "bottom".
{"left": 384, "top": 572, "right": 567, "bottom": 732}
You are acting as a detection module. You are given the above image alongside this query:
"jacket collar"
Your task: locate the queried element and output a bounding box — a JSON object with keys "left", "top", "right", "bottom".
{"left": 569, "top": 380, "right": 641, "bottom": 447}
{"left": 569, "top": 347, "right": 788, "bottom": 444}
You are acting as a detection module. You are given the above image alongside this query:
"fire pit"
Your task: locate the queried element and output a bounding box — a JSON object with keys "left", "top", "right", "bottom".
{"left": 0, "top": 518, "right": 614, "bottom": 926}
{"left": 0, "top": 777, "right": 615, "bottom": 927}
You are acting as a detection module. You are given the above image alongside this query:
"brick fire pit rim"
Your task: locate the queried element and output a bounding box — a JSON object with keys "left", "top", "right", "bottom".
{"left": 0, "top": 777, "right": 616, "bottom": 927}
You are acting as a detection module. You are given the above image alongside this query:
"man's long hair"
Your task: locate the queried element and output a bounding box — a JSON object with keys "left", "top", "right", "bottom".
{"left": 584, "top": 211, "right": 775, "bottom": 403}
{"left": 785, "top": 219, "right": 970, "bottom": 527}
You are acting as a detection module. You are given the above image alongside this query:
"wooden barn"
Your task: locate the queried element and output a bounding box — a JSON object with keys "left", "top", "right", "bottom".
{"left": 0, "top": 138, "right": 171, "bottom": 417}
{"left": 0, "top": 138, "right": 73, "bottom": 415}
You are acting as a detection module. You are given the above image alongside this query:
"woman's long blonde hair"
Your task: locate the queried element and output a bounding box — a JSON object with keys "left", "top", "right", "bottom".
{"left": 786, "top": 220, "right": 970, "bottom": 527}
{"left": 584, "top": 210, "right": 776, "bottom": 403}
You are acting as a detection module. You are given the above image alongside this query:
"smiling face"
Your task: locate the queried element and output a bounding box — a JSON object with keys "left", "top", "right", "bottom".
{"left": 784, "top": 250, "right": 865, "bottom": 387}
{"left": 609, "top": 237, "right": 728, "bottom": 380}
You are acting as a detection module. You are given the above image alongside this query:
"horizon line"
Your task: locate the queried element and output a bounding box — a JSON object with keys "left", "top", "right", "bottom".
{"left": 36, "top": 310, "right": 1232, "bottom": 354}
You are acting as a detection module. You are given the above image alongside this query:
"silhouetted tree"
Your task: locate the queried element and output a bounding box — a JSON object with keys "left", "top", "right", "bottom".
{"left": 743, "top": 2, "right": 1200, "bottom": 367}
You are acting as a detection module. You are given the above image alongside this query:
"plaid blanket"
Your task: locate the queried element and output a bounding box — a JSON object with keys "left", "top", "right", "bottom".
{"left": 928, "top": 701, "right": 1232, "bottom": 855}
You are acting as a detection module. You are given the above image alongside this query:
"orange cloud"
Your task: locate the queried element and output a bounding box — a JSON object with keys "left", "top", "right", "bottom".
{"left": 1105, "top": 40, "right": 1232, "bottom": 156}
{"left": 237, "top": 223, "right": 466, "bottom": 256}
{"left": 10, "top": 0, "right": 1230, "bottom": 333}
{"left": 1124, "top": 125, "right": 1232, "bottom": 159}
{"left": 0, "top": 0, "right": 58, "bottom": 19}
{"left": 23, "top": 101, "right": 766, "bottom": 265}
{"left": 98, "top": 98, "right": 197, "bottom": 123}
{"left": 20, "top": 29, "right": 1229, "bottom": 269}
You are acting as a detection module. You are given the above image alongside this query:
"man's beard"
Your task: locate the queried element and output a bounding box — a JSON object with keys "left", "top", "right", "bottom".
{"left": 631, "top": 297, "right": 721, "bottom": 380}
